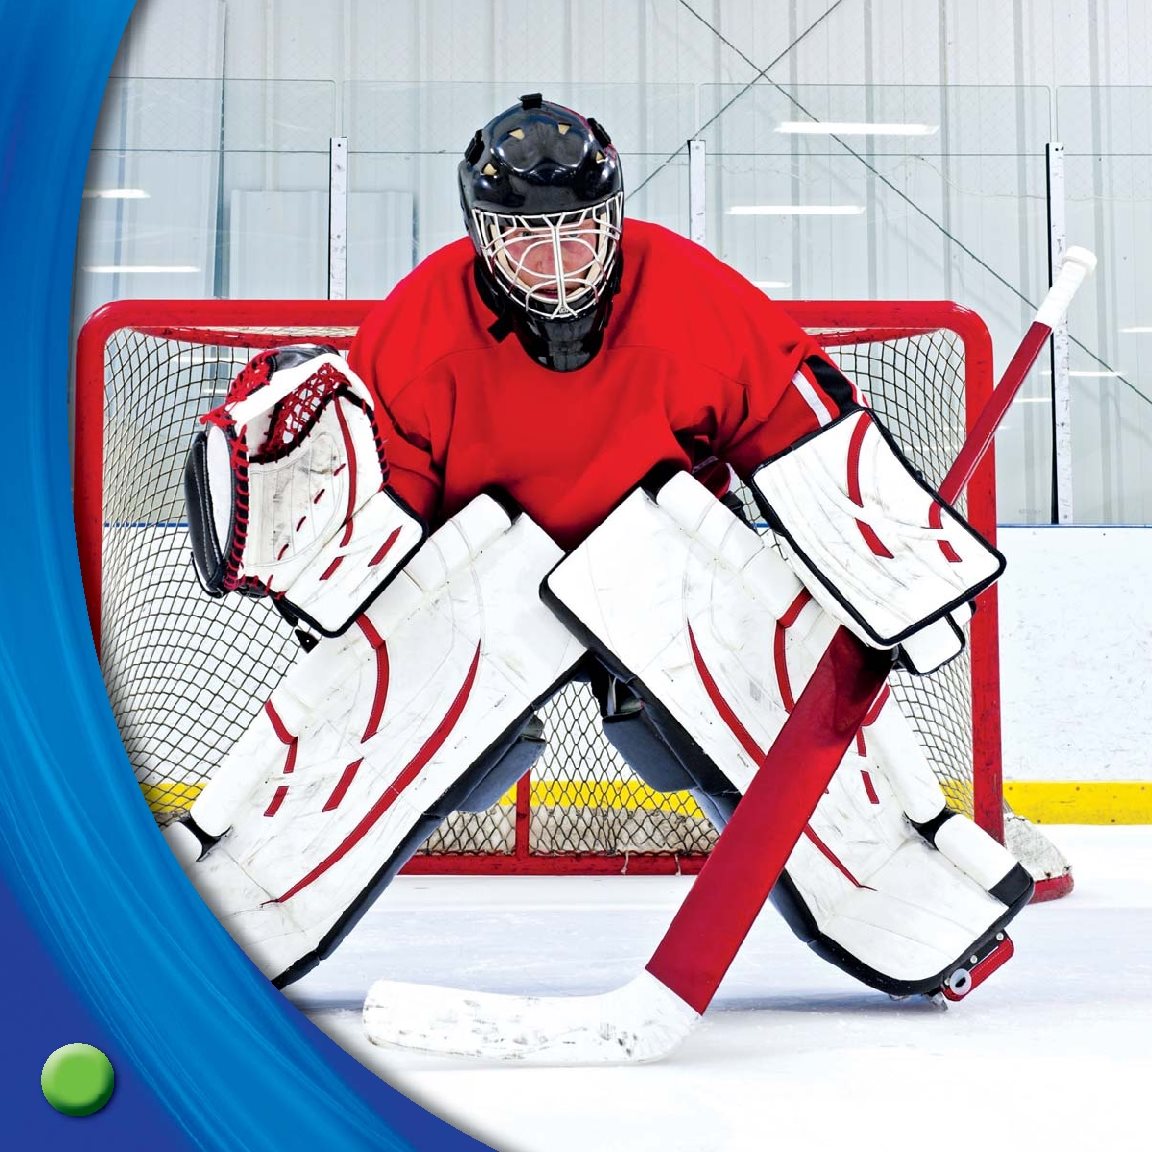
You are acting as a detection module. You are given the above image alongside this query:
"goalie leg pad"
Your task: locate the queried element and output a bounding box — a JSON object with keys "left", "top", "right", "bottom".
{"left": 173, "top": 494, "right": 585, "bottom": 984}
{"left": 545, "top": 469, "right": 819, "bottom": 802}
{"left": 544, "top": 470, "right": 1029, "bottom": 995}
{"left": 765, "top": 717, "right": 1033, "bottom": 997}
{"left": 184, "top": 345, "right": 426, "bottom": 636}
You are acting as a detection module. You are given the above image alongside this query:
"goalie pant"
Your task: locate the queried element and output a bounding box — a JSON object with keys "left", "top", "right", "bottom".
{"left": 544, "top": 469, "right": 1032, "bottom": 1000}
{"left": 166, "top": 493, "right": 585, "bottom": 986}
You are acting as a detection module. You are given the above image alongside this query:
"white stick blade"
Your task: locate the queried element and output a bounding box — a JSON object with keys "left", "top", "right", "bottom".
{"left": 362, "top": 970, "right": 700, "bottom": 1064}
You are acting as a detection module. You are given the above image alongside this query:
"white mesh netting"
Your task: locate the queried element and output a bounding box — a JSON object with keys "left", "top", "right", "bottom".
{"left": 78, "top": 301, "right": 1070, "bottom": 893}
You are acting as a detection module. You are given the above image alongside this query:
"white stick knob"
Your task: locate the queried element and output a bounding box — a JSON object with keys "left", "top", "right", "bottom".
{"left": 1036, "top": 246, "right": 1098, "bottom": 330}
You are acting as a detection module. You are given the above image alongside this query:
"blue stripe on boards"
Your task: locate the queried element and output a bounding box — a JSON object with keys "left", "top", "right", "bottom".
{"left": 0, "top": 3, "right": 491, "bottom": 1148}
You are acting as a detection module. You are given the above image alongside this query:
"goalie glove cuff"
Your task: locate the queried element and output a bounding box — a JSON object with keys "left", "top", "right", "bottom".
{"left": 184, "top": 344, "right": 425, "bottom": 635}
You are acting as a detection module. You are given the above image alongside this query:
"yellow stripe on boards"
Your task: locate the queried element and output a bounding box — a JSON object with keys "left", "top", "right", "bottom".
{"left": 140, "top": 777, "right": 708, "bottom": 820}
{"left": 528, "top": 779, "right": 706, "bottom": 819}
{"left": 140, "top": 781, "right": 201, "bottom": 816}
{"left": 142, "top": 777, "right": 1152, "bottom": 825}
{"left": 1005, "top": 781, "right": 1152, "bottom": 825}
{"left": 474, "top": 779, "right": 707, "bottom": 818}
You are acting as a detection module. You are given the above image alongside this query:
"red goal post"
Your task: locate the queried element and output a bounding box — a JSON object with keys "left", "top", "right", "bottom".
{"left": 73, "top": 297, "right": 1071, "bottom": 899}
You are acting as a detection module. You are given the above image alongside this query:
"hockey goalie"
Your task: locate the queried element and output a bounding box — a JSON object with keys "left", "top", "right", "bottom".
{"left": 167, "top": 94, "right": 1035, "bottom": 1031}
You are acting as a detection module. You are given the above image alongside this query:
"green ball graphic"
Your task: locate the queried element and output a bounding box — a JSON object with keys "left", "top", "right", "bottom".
{"left": 41, "top": 1043, "right": 116, "bottom": 1116}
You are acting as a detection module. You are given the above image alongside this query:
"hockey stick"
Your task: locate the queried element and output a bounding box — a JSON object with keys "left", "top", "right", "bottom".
{"left": 363, "top": 247, "right": 1097, "bottom": 1063}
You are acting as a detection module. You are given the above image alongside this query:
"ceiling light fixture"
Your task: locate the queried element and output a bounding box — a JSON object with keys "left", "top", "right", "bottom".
{"left": 81, "top": 188, "right": 151, "bottom": 199}
{"left": 776, "top": 121, "right": 938, "bottom": 136}
{"left": 83, "top": 265, "right": 200, "bottom": 274}
{"left": 727, "top": 205, "right": 865, "bottom": 216}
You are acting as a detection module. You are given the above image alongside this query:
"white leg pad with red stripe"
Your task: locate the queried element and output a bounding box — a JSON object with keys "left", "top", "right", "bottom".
{"left": 777, "top": 710, "right": 1027, "bottom": 994}
{"left": 750, "top": 409, "right": 1004, "bottom": 673}
{"left": 545, "top": 470, "right": 1028, "bottom": 996}
{"left": 546, "top": 471, "right": 836, "bottom": 801}
{"left": 171, "top": 494, "right": 585, "bottom": 982}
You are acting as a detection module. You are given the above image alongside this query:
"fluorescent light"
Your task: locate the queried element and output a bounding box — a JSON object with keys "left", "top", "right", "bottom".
{"left": 728, "top": 205, "right": 865, "bottom": 216}
{"left": 83, "top": 265, "right": 201, "bottom": 274}
{"left": 1039, "top": 370, "right": 1125, "bottom": 378}
{"left": 777, "top": 121, "right": 938, "bottom": 137}
{"left": 752, "top": 280, "right": 791, "bottom": 289}
{"left": 81, "top": 188, "right": 150, "bottom": 199}
{"left": 1120, "top": 326, "right": 1152, "bottom": 333}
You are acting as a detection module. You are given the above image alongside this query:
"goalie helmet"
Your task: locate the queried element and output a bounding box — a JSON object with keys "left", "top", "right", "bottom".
{"left": 459, "top": 93, "right": 624, "bottom": 372}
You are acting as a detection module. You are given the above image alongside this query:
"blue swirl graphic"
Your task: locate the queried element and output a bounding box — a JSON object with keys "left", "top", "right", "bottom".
{"left": 0, "top": 3, "right": 490, "bottom": 1147}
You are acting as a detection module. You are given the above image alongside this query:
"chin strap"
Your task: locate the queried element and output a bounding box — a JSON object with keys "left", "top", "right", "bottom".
{"left": 474, "top": 261, "right": 516, "bottom": 342}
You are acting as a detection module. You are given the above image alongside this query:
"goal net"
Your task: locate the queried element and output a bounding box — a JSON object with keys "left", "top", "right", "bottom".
{"left": 74, "top": 298, "right": 1072, "bottom": 900}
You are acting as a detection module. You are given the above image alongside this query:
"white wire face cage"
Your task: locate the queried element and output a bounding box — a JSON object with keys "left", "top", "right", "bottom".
{"left": 472, "top": 192, "right": 623, "bottom": 320}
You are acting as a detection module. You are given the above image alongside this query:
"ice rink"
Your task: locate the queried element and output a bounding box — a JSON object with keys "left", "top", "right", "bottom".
{"left": 285, "top": 824, "right": 1151, "bottom": 1152}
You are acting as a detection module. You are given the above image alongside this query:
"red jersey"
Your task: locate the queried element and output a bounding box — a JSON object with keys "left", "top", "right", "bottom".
{"left": 348, "top": 219, "right": 850, "bottom": 551}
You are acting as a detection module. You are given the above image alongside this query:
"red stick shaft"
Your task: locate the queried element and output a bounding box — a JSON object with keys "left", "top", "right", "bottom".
{"left": 646, "top": 630, "right": 891, "bottom": 1014}
{"left": 939, "top": 321, "right": 1050, "bottom": 504}
{"left": 645, "top": 314, "right": 1063, "bottom": 1016}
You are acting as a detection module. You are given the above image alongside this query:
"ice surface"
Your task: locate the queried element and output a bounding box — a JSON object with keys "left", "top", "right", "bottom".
{"left": 286, "top": 826, "right": 1152, "bottom": 1152}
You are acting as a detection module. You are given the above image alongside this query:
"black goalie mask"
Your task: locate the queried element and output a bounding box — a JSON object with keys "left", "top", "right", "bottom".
{"left": 459, "top": 93, "right": 624, "bottom": 372}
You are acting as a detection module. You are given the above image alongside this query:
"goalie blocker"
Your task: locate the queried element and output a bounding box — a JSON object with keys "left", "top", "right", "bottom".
{"left": 542, "top": 469, "right": 1031, "bottom": 1001}
{"left": 750, "top": 406, "right": 1005, "bottom": 675}
{"left": 183, "top": 344, "right": 426, "bottom": 637}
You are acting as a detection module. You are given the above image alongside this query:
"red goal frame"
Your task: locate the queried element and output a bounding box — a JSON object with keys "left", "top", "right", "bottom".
{"left": 74, "top": 297, "right": 1002, "bottom": 877}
